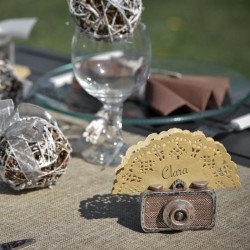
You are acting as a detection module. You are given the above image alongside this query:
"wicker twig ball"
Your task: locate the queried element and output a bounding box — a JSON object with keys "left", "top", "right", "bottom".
{"left": 0, "top": 60, "right": 23, "bottom": 104}
{"left": 0, "top": 100, "right": 72, "bottom": 191}
{"left": 68, "top": 0, "right": 143, "bottom": 40}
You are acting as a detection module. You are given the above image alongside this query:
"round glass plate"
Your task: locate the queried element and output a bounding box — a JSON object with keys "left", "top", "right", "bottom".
{"left": 34, "top": 58, "right": 250, "bottom": 125}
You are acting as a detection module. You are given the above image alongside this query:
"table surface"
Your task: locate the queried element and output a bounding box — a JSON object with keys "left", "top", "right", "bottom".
{"left": 1, "top": 46, "right": 250, "bottom": 249}
{"left": 0, "top": 113, "right": 249, "bottom": 250}
{"left": 16, "top": 45, "right": 250, "bottom": 167}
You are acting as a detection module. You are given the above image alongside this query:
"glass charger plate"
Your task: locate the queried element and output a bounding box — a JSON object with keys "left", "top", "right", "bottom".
{"left": 34, "top": 58, "right": 250, "bottom": 125}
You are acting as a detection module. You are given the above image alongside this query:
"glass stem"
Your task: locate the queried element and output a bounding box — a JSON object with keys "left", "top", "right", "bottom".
{"left": 102, "top": 103, "right": 123, "bottom": 145}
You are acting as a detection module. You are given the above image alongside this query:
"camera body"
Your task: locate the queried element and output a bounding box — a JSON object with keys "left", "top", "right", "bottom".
{"left": 141, "top": 180, "right": 216, "bottom": 232}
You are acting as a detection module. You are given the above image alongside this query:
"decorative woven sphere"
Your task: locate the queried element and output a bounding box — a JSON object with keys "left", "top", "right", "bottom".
{"left": 0, "top": 116, "right": 72, "bottom": 191}
{"left": 0, "top": 60, "right": 23, "bottom": 104}
{"left": 68, "top": 0, "right": 143, "bottom": 40}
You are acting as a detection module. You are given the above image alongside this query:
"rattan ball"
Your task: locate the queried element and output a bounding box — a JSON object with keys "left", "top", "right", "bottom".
{"left": 0, "top": 60, "right": 23, "bottom": 104}
{"left": 68, "top": 0, "right": 143, "bottom": 40}
{"left": 0, "top": 117, "right": 72, "bottom": 191}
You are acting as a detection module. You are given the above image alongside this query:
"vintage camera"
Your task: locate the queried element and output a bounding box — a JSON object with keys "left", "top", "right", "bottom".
{"left": 141, "top": 179, "right": 216, "bottom": 232}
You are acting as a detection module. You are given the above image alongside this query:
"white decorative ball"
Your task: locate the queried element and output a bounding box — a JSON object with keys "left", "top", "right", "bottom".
{"left": 0, "top": 101, "right": 72, "bottom": 191}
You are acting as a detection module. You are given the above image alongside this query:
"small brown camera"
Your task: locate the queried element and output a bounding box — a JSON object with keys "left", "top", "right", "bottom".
{"left": 141, "top": 179, "right": 216, "bottom": 232}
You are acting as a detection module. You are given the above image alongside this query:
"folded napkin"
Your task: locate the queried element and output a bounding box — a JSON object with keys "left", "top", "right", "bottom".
{"left": 0, "top": 18, "right": 37, "bottom": 39}
{"left": 146, "top": 74, "right": 230, "bottom": 115}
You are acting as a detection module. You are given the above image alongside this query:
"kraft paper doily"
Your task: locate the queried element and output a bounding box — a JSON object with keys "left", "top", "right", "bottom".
{"left": 112, "top": 128, "right": 241, "bottom": 194}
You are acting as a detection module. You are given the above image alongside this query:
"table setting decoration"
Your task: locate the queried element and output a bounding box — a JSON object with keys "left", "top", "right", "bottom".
{"left": 34, "top": 58, "right": 250, "bottom": 126}
{"left": 0, "top": 58, "right": 35, "bottom": 109}
{"left": 0, "top": 238, "right": 36, "bottom": 250}
{"left": 140, "top": 179, "right": 217, "bottom": 232}
{"left": 0, "top": 33, "right": 13, "bottom": 63}
{"left": 112, "top": 128, "right": 241, "bottom": 194}
{"left": 0, "top": 59, "right": 24, "bottom": 104}
{"left": 1, "top": 1, "right": 249, "bottom": 247}
{"left": 112, "top": 128, "right": 241, "bottom": 232}
{"left": 68, "top": 0, "right": 143, "bottom": 41}
{"left": 67, "top": 0, "right": 151, "bottom": 166}
{"left": 197, "top": 113, "right": 250, "bottom": 138}
{"left": 13, "top": 64, "right": 31, "bottom": 79}
{"left": 0, "top": 18, "right": 37, "bottom": 63}
{"left": 0, "top": 18, "right": 37, "bottom": 104}
{"left": 146, "top": 74, "right": 230, "bottom": 115}
{"left": 0, "top": 99, "right": 72, "bottom": 191}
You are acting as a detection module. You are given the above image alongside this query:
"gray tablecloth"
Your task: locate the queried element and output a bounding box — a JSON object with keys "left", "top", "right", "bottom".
{"left": 0, "top": 114, "right": 249, "bottom": 249}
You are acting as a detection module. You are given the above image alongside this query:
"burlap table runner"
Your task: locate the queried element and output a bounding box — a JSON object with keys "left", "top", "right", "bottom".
{"left": 0, "top": 113, "right": 249, "bottom": 249}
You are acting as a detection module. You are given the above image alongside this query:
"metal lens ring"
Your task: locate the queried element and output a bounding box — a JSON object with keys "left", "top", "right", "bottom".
{"left": 163, "top": 199, "right": 195, "bottom": 230}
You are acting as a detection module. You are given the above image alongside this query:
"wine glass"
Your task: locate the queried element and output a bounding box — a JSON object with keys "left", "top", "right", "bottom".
{"left": 71, "top": 23, "right": 151, "bottom": 166}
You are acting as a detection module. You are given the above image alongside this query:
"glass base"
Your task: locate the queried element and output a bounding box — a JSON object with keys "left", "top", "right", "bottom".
{"left": 81, "top": 139, "right": 128, "bottom": 167}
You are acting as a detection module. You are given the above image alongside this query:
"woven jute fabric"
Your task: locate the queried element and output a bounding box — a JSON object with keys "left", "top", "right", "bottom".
{"left": 0, "top": 114, "right": 249, "bottom": 249}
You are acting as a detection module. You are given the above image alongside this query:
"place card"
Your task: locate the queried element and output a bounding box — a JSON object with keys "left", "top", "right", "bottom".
{"left": 112, "top": 128, "right": 241, "bottom": 194}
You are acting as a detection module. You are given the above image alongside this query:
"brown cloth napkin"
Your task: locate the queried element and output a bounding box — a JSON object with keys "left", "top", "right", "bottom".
{"left": 146, "top": 74, "right": 230, "bottom": 115}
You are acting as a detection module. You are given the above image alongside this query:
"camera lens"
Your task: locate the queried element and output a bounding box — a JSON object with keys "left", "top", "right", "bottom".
{"left": 163, "top": 200, "right": 195, "bottom": 230}
{"left": 174, "top": 210, "right": 187, "bottom": 222}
